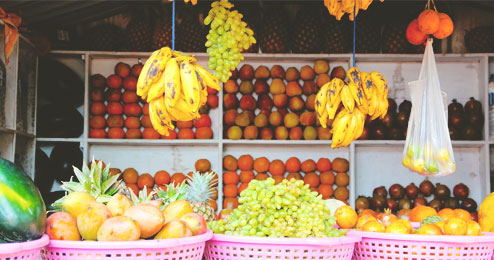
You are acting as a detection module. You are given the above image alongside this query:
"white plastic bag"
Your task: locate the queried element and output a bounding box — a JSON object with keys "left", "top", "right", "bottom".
{"left": 402, "top": 39, "right": 456, "bottom": 177}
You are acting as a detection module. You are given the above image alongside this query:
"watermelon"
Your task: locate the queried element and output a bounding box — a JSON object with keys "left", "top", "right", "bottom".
{"left": 0, "top": 158, "right": 46, "bottom": 242}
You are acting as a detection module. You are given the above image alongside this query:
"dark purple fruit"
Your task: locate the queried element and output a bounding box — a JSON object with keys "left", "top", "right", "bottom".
{"left": 448, "top": 112, "right": 464, "bottom": 128}
{"left": 465, "top": 97, "right": 482, "bottom": 114}
{"left": 449, "top": 127, "right": 462, "bottom": 140}
{"left": 466, "top": 112, "right": 484, "bottom": 128}
{"left": 406, "top": 183, "right": 419, "bottom": 199}
{"left": 398, "top": 198, "right": 412, "bottom": 210}
{"left": 372, "top": 196, "right": 387, "bottom": 211}
{"left": 448, "top": 99, "right": 464, "bottom": 114}
{"left": 463, "top": 125, "right": 481, "bottom": 140}
{"left": 413, "top": 197, "right": 427, "bottom": 207}
{"left": 429, "top": 199, "right": 443, "bottom": 212}
{"left": 371, "top": 124, "right": 388, "bottom": 140}
{"left": 419, "top": 180, "right": 434, "bottom": 197}
{"left": 355, "top": 196, "right": 370, "bottom": 211}
{"left": 453, "top": 183, "right": 469, "bottom": 199}
{"left": 388, "top": 98, "right": 397, "bottom": 114}
{"left": 444, "top": 197, "right": 459, "bottom": 209}
{"left": 359, "top": 127, "right": 369, "bottom": 140}
{"left": 389, "top": 184, "right": 405, "bottom": 200}
{"left": 461, "top": 198, "right": 478, "bottom": 213}
{"left": 389, "top": 128, "right": 403, "bottom": 140}
{"left": 396, "top": 111, "right": 410, "bottom": 128}
{"left": 387, "top": 198, "right": 398, "bottom": 212}
{"left": 399, "top": 100, "right": 412, "bottom": 114}
{"left": 435, "top": 183, "right": 451, "bottom": 200}
{"left": 373, "top": 186, "right": 388, "bottom": 198}
{"left": 381, "top": 113, "right": 395, "bottom": 128}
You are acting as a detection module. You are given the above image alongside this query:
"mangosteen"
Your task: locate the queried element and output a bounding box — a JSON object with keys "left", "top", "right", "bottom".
{"left": 398, "top": 198, "right": 412, "bottom": 210}
{"left": 359, "top": 127, "right": 369, "bottom": 140}
{"left": 371, "top": 124, "right": 388, "bottom": 140}
{"left": 413, "top": 197, "right": 427, "bottom": 207}
{"left": 429, "top": 199, "right": 443, "bottom": 212}
{"left": 449, "top": 127, "right": 462, "bottom": 140}
{"left": 435, "top": 183, "right": 451, "bottom": 200}
{"left": 387, "top": 198, "right": 398, "bottom": 212}
{"left": 388, "top": 98, "right": 397, "bottom": 114}
{"left": 466, "top": 112, "right": 484, "bottom": 128}
{"left": 405, "top": 183, "right": 419, "bottom": 199}
{"left": 463, "top": 125, "right": 481, "bottom": 140}
{"left": 444, "top": 197, "right": 459, "bottom": 209}
{"left": 373, "top": 186, "right": 388, "bottom": 198}
{"left": 389, "top": 128, "right": 403, "bottom": 140}
{"left": 461, "top": 198, "right": 478, "bottom": 213}
{"left": 448, "top": 99, "right": 464, "bottom": 114}
{"left": 399, "top": 100, "right": 412, "bottom": 114}
{"left": 453, "top": 183, "right": 470, "bottom": 199}
{"left": 448, "top": 112, "right": 464, "bottom": 128}
{"left": 465, "top": 97, "right": 482, "bottom": 114}
{"left": 355, "top": 196, "right": 370, "bottom": 211}
{"left": 419, "top": 180, "right": 434, "bottom": 197}
{"left": 396, "top": 111, "right": 410, "bottom": 128}
{"left": 381, "top": 113, "right": 395, "bottom": 128}
{"left": 389, "top": 184, "right": 405, "bottom": 200}
{"left": 372, "top": 196, "right": 387, "bottom": 211}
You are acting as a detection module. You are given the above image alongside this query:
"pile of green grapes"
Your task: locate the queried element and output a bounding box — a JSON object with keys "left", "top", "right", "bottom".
{"left": 209, "top": 178, "right": 346, "bottom": 238}
{"left": 204, "top": 0, "right": 256, "bottom": 83}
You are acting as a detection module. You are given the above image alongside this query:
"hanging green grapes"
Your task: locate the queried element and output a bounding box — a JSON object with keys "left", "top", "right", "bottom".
{"left": 204, "top": 0, "right": 256, "bottom": 82}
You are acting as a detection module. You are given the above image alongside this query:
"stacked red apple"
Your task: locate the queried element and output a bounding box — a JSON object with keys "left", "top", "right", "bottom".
{"left": 89, "top": 62, "right": 218, "bottom": 139}
{"left": 223, "top": 62, "right": 346, "bottom": 140}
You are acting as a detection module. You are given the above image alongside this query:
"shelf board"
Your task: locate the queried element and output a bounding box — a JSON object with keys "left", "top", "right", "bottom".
{"left": 36, "top": 138, "right": 83, "bottom": 142}
{"left": 88, "top": 138, "right": 218, "bottom": 146}
{"left": 0, "top": 127, "right": 16, "bottom": 134}
{"left": 0, "top": 127, "right": 36, "bottom": 138}
{"left": 222, "top": 139, "right": 332, "bottom": 146}
{"left": 354, "top": 140, "right": 485, "bottom": 147}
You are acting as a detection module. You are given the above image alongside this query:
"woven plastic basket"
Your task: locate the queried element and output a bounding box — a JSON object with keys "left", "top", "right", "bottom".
{"left": 205, "top": 233, "right": 361, "bottom": 260}
{"left": 41, "top": 230, "right": 212, "bottom": 260}
{"left": 0, "top": 235, "right": 49, "bottom": 260}
{"left": 349, "top": 230, "right": 494, "bottom": 260}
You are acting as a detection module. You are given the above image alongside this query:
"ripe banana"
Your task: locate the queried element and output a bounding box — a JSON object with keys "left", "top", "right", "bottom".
{"left": 348, "top": 81, "right": 369, "bottom": 114}
{"left": 341, "top": 113, "right": 358, "bottom": 147}
{"left": 137, "top": 47, "right": 171, "bottom": 99}
{"left": 325, "top": 0, "right": 379, "bottom": 21}
{"left": 316, "top": 83, "right": 330, "bottom": 119}
{"left": 340, "top": 85, "right": 355, "bottom": 113}
{"left": 148, "top": 98, "right": 174, "bottom": 136}
{"left": 194, "top": 63, "right": 221, "bottom": 91}
{"left": 162, "top": 58, "right": 182, "bottom": 108}
{"left": 360, "top": 72, "right": 374, "bottom": 98}
{"left": 180, "top": 60, "right": 201, "bottom": 113}
{"left": 331, "top": 109, "right": 351, "bottom": 148}
{"left": 167, "top": 97, "right": 199, "bottom": 122}
{"left": 359, "top": 0, "right": 373, "bottom": 10}
{"left": 370, "top": 71, "right": 387, "bottom": 95}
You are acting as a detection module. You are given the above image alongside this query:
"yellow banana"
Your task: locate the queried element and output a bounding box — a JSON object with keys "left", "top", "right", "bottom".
{"left": 137, "top": 48, "right": 171, "bottom": 99}
{"left": 359, "top": 0, "right": 373, "bottom": 10}
{"left": 348, "top": 82, "right": 369, "bottom": 114}
{"left": 341, "top": 114, "right": 358, "bottom": 147}
{"left": 319, "top": 108, "right": 329, "bottom": 128}
{"left": 148, "top": 99, "right": 173, "bottom": 136}
{"left": 194, "top": 64, "right": 221, "bottom": 91}
{"left": 378, "top": 88, "right": 389, "bottom": 119}
{"left": 341, "top": 0, "right": 355, "bottom": 13}
{"left": 370, "top": 71, "right": 387, "bottom": 95}
{"left": 347, "top": 67, "right": 363, "bottom": 89}
{"left": 328, "top": 78, "right": 345, "bottom": 106}
{"left": 327, "top": 93, "right": 341, "bottom": 120}
{"left": 161, "top": 58, "right": 182, "bottom": 108}
{"left": 368, "top": 90, "right": 380, "bottom": 119}
{"left": 360, "top": 72, "right": 374, "bottom": 99}
{"left": 166, "top": 98, "right": 199, "bottom": 122}
{"left": 331, "top": 110, "right": 351, "bottom": 148}
{"left": 328, "top": 0, "right": 341, "bottom": 16}
{"left": 316, "top": 83, "right": 330, "bottom": 118}
{"left": 340, "top": 85, "right": 355, "bottom": 113}
{"left": 335, "top": 4, "right": 345, "bottom": 20}
{"left": 144, "top": 70, "right": 167, "bottom": 102}
{"left": 353, "top": 108, "right": 366, "bottom": 139}
{"left": 180, "top": 60, "right": 201, "bottom": 113}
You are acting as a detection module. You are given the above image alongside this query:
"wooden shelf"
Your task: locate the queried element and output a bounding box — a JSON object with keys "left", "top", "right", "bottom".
{"left": 36, "top": 138, "right": 83, "bottom": 142}
{"left": 88, "top": 138, "right": 218, "bottom": 146}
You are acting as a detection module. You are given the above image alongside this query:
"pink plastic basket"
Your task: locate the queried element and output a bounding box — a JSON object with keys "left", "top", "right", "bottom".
{"left": 349, "top": 230, "right": 494, "bottom": 260}
{"left": 41, "top": 230, "right": 212, "bottom": 260}
{"left": 0, "top": 235, "right": 49, "bottom": 260}
{"left": 205, "top": 233, "right": 361, "bottom": 260}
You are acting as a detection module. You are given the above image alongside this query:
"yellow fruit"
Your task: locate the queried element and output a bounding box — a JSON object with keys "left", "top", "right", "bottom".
{"left": 444, "top": 217, "right": 467, "bottom": 236}
{"left": 385, "top": 221, "right": 411, "bottom": 234}
{"left": 395, "top": 219, "right": 413, "bottom": 234}
{"left": 76, "top": 201, "right": 112, "bottom": 240}
{"left": 415, "top": 223, "right": 443, "bottom": 235}
{"left": 334, "top": 206, "right": 358, "bottom": 229}
{"left": 411, "top": 158, "right": 425, "bottom": 172}
{"left": 435, "top": 221, "right": 446, "bottom": 233}
{"left": 107, "top": 194, "right": 132, "bottom": 217}
{"left": 479, "top": 192, "right": 494, "bottom": 232}
{"left": 402, "top": 157, "right": 410, "bottom": 168}
{"left": 436, "top": 149, "right": 450, "bottom": 162}
{"left": 466, "top": 220, "right": 481, "bottom": 236}
{"left": 362, "top": 221, "right": 385, "bottom": 233}
{"left": 62, "top": 192, "right": 96, "bottom": 219}
{"left": 97, "top": 216, "right": 141, "bottom": 241}
{"left": 162, "top": 199, "right": 194, "bottom": 222}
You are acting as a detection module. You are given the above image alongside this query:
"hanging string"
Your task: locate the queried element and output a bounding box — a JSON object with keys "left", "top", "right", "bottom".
{"left": 172, "top": 0, "right": 176, "bottom": 51}
{"left": 352, "top": 0, "right": 356, "bottom": 67}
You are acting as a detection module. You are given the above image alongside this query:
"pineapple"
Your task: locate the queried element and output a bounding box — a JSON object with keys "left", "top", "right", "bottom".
{"left": 465, "top": 26, "right": 494, "bottom": 53}
{"left": 176, "top": 8, "right": 207, "bottom": 52}
{"left": 355, "top": 12, "right": 381, "bottom": 53}
{"left": 260, "top": 7, "right": 289, "bottom": 53}
{"left": 52, "top": 159, "right": 125, "bottom": 210}
{"left": 292, "top": 7, "right": 323, "bottom": 54}
{"left": 155, "top": 182, "right": 188, "bottom": 210}
{"left": 381, "top": 23, "right": 409, "bottom": 54}
{"left": 186, "top": 172, "right": 216, "bottom": 222}
{"left": 82, "top": 23, "right": 124, "bottom": 51}
{"left": 126, "top": 186, "right": 156, "bottom": 205}
{"left": 322, "top": 13, "right": 351, "bottom": 53}
{"left": 124, "top": 13, "right": 153, "bottom": 52}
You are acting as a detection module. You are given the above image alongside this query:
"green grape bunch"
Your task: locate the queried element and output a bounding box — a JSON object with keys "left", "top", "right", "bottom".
{"left": 204, "top": 0, "right": 256, "bottom": 83}
{"left": 208, "top": 178, "right": 346, "bottom": 238}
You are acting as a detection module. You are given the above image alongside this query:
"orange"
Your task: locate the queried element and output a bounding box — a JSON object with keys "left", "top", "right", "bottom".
{"left": 253, "top": 157, "right": 270, "bottom": 173}
{"left": 223, "top": 184, "right": 238, "bottom": 197}
{"left": 239, "top": 170, "right": 255, "bottom": 183}
{"left": 126, "top": 183, "right": 139, "bottom": 195}
{"left": 123, "top": 168, "right": 138, "bottom": 184}
{"left": 286, "top": 172, "right": 302, "bottom": 180}
{"left": 223, "top": 197, "right": 239, "bottom": 209}
{"left": 300, "top": 159, "right": 316, "bottom": 173}
{"left": 255, "top": 173, "right": 269, "bottom": 181}
{"left": 319, "top": 172, "right": 334, "bottom": 186}
{"left": 223, "top": 155, "right": 238, "bottom": 171}
{"left": 238, "top": 183, "right": 249, "bottom": 193}
{"left": 154, "top": 170, "right": 170, "bottom": 185}
{"left": 356, "top": 215, "right": 377, "bottom": 230}
{"left": 335, "top": 206, "right": 358, "bottom": 229}
{"left": 303, "top": 172, "right": 319, "bottom": 188}
{"left": 409, "top": 205, "right": 438, "bottom": 223}
{"left": 285, "top": 157, "right": 301, "bottom": 172}
{"left": 334, "top": 186, "right": 349, "bottom": 201}
{"left": 435, "top": 221, "right": 446, "bottom": 233}
{"left": 335, "top": 172, "right": 349, "bottom": 187}
{"left": 438, "top": 208, "right": 456, "bottom": 221}
{"left": 272, "top": 175, "right": 284, "bottom": 184}
{"left": 453, "top": 209, "right": 471, "bottom": 222}
{"left": 316, "top": 158, "right": 332, "bottom": 172}
{"left": 223, "top": 171, "right": 239, "bottom": 185}
{"left": 444, "top": 217, "right": 467, "bottom": 235}
{"left": 269, "top": 159, "right": 285, "bottom": 176}
{"left": 466, "top": 220, "right": 481, "bottom": 236}
{"left": 170, "top": 173, "right": 186, "bottom": 186}
{"left": 318, "top": 184, "right": 333, "bottom": 199}
{"left": 195, "top": 159, "right": 211, "bottom": 172}
{"left": 332, "top": 158, "right": 349, "bottom": 172}
{"left": 359, "top": 209, "right": 377, "bottom": 218}
{"left": 208, "top": 200, "right": 218, "bottom": 211}
{"left": 362, "top": 221, "right": 385, "bottom": 233}
{"left": 238, "top": 155, "right": 254, "bottom": 171}
{"left": 416, "top": 223, "right": 443, "bottom": 235}
{"left": 418, "top": 9, "right": 440, "bottom": 34}
{"left": 385, "top": 220, "right": 411, "bottom": 234}
{"left": 137, "top": 173, "right": 154, "bottom": 190}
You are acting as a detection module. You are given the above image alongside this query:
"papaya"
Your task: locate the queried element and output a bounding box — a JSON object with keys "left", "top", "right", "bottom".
{"left": 479, "top": 193, "right": 494, "bottom": 232}
{"left": 0, "top": 159, "right": 46, "bottom": 242}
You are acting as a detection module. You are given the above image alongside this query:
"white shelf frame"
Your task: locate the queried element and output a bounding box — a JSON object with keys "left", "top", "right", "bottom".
{"left": 33, "top": 50, "right": 494, "bottom": 210}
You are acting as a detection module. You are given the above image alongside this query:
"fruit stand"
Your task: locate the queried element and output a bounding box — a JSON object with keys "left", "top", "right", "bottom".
{"left": 2, "top": 0, "right": 494, "bottom": 259}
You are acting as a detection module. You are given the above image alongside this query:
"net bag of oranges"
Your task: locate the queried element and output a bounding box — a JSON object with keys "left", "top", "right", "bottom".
{"left": 402, "top": 39, "right": 455, "bottom": 177}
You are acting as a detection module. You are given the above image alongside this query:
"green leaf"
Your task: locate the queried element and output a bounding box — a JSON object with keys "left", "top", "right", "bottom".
{"left": 102, "top": 174, "right": 120, "bottom": 192}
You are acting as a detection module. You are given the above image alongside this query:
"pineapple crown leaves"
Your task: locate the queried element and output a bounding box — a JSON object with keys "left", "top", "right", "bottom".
{"left": 155, "top": 181, "right": 188, "bottom": 210}
{"left": 186, "top": 171, "right": 216, "bottom": 203}
{"left": 128, "top": 186, "right": 156, "bottom": 205}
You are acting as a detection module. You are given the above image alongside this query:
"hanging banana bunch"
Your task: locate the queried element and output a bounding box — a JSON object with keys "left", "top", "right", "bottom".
{"left": 137, "top": 47, "right": 221, "bottom": 136}
{"left": 316, "top": 67, "right": 389, "bottom": 148}
{"left": 168, "top": 0, "right": 197, "bottom": 5}
{"left": 324, "top": 0, "right": 383, "bottom": 21}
